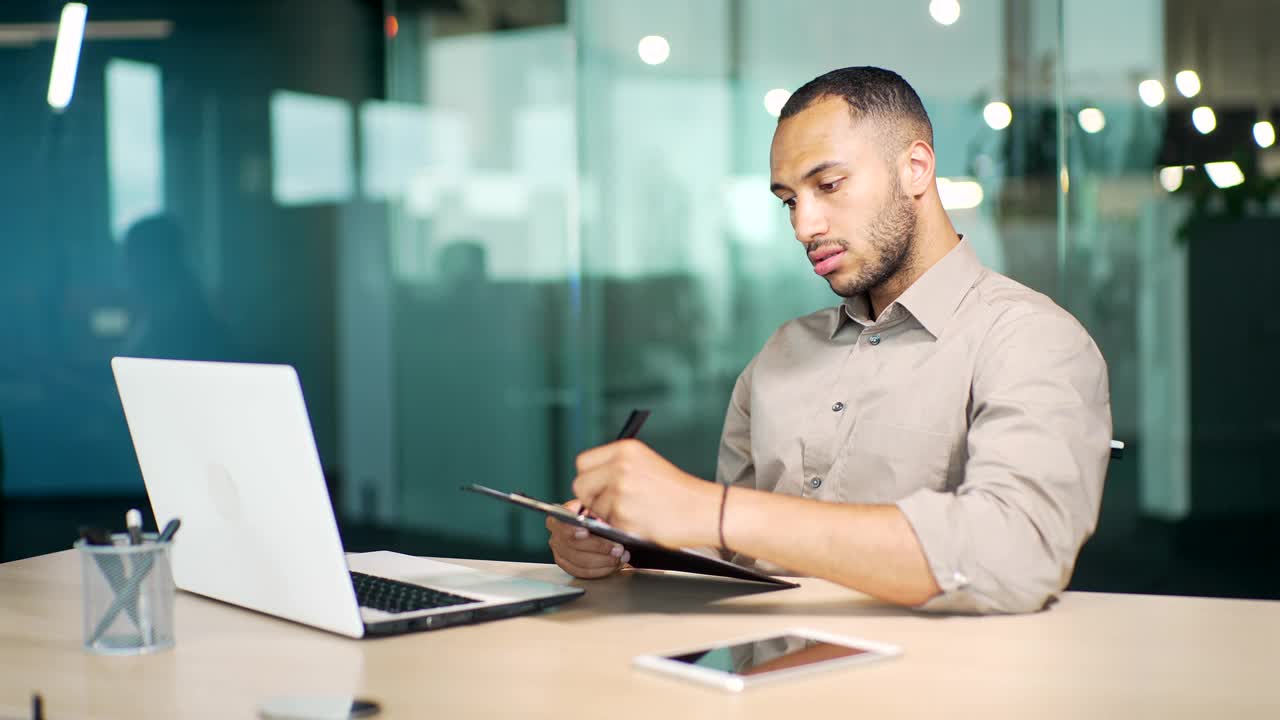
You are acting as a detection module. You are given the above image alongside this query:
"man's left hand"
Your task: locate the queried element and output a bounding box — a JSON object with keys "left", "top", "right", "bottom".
{"left": 572, "top": 439, "right": 721, "bottom": 549}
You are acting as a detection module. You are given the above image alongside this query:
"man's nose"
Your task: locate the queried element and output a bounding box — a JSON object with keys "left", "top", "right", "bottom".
{"left": 792, "top": 197, "right": 828, "bottom": 243}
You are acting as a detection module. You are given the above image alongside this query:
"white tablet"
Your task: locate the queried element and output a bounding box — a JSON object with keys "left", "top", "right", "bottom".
{"left": 633, "top": 628, "right": 899, "bottom": 692}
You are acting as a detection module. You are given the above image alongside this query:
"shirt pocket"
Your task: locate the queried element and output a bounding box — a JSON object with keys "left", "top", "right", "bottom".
{"left": 834, "top": 420, "right": 960, "bottom": 504}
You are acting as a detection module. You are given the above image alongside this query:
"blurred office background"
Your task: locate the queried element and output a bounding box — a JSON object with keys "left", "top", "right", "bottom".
{"left": 1, "top": 0, "right": 1276, "bottom": 598}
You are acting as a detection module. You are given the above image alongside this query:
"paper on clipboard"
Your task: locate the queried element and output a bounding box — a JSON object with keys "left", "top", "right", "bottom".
{"left": 463, "top": 484, "right": 799, "bottom": 588}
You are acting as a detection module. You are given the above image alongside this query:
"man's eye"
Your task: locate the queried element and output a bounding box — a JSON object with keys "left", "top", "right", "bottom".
{"left": 819, "top": 180, "right": 842, "bottom": 193}
{"left": 782, "top": 198, "right": 796, "bottom": 209}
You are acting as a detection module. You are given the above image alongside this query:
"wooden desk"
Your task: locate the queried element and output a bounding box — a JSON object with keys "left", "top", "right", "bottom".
{"left": 2, "top": 550, "right": 1278, "bottom": 718}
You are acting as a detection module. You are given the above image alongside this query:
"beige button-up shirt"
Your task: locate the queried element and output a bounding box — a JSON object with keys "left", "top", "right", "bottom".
{"left": 716, "top": 238, "right": 1111, "bottom": 614}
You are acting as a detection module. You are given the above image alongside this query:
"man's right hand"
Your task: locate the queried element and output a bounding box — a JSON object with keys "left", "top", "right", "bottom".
{"left": 546, "top": 499, "right": 630, "bottom": 579}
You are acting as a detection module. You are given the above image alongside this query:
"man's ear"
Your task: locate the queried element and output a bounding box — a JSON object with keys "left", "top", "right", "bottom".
{"left": 902, "top": 140, "right": 936, "bottom": 197}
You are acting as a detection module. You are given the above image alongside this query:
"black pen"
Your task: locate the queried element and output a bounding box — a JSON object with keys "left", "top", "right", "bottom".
{"left": 156, "top": 517, "right": 182, "bottom": 543}
{"left": 79, "top": 525, "right": 140, "bottom": 627}
{"left": 78, "top": 525, "right": 113, "bottom": 547}
{"left": 578, "top": 409, "right": 650, "bottom": 521}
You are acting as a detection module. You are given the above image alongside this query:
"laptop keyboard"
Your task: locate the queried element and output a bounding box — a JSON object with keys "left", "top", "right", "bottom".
{"left": 350, "top": 571, "right": 480, "bottom": 614}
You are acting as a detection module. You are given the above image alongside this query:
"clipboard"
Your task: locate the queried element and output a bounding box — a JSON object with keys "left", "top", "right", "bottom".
{"left": 464, "top": 484, "right": 799, "bottom": 588}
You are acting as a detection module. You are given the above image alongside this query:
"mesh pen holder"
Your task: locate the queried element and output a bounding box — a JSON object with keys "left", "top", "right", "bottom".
{"left": 75, "top": 533, "right": 176, "bottom": 655}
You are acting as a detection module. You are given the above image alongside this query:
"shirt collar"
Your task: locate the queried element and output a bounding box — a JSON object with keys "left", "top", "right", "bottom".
{"left": 830, "top": 236, "right": 985, "bottom": 339}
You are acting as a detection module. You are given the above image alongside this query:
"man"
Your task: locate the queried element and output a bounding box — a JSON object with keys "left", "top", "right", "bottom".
{"left": 546, "top": 67, "right": 1111, "bottom": 614}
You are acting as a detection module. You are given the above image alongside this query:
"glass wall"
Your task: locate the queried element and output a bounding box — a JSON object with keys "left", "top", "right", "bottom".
{"left": 1060, "top": 0, "right": 1280, "bottom": 595}
{"left": 1, "top": 1, "right": 384, "bottom": 499}
{"left": 571, "top": 0, "right": 1062, "bottom": 489}
{"left": 1, "top": 1, "right": 386, "bottom": 555}
{"left": 2, "top": 0, "right": 1275, "bottom": 598}
{"left": 371, "top": 13, "right": 578, "bottom": 552}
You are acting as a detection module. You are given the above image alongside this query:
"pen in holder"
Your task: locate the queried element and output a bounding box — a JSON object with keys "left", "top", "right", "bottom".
{"left": 75, "top": 532, "right": 176, "bottom": 654}
{"left": 78, "top": 526, "right": 141, "bottom": 630}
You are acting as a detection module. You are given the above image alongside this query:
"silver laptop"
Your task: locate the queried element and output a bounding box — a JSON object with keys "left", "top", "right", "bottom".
{"left": 111, "top": 356, "right": 583, "bottom": 638}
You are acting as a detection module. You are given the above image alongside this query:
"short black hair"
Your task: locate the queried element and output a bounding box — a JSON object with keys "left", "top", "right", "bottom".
{"left": 779, "top": 66, "right": 933, "bottom": 152}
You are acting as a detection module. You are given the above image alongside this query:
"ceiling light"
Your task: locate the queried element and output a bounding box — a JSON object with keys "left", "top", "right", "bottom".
{"left": 763, "top": 89, "right": 790, "bottom": 118}
{"left": 637, "top": 35, "right": 670, "bottom": 65}
{"left": 1254, "top": 121, "right": 1276, "bottom": 149}
{"left": 929, "top": 0, "right": 961, "bottom": 26}
{"left": 46, "top": 3, "right": 87, "bottom": 110}
{"left": 1204, "top": 161, "right": 1244, "bottom": 189}
{"left": 1137, "top": 80, "right": 1165, "bottom": 107}
{"left": 937, "top": 177, "right": 983, "bottom": 209}
{"left": 983, "top": 101, "right": 1012, "bottom": 130}
{"left": 1191, "top": 106, "right": 1216, "bottom": 134}
{"left": 1175, "top": 70, "right": 1201, "bottom": 98}
{"left": 1157, "top": 166, "right": 1183, "bottom": 192}
{"left": 1077, "top": 108, "right": 1106, "bottom": 134}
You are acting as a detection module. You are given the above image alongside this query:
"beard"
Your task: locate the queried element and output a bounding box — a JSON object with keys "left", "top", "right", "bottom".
{"left": 809, "top": 176, "right": 918, "bottom": 298}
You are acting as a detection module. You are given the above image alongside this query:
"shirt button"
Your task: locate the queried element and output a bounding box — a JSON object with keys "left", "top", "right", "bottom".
{"left": 831, "top": 402, "right": 844, "bottom": 412}
{"left": 808, "top": 477, "right": 823, "bottom": 489}
{"left": 869, "top": 334, "right": 881, "bottom": 346}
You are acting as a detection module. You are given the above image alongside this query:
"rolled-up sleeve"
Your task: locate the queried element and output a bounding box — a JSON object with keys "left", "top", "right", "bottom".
{"left": 896, "top": 310, "right": 1112, "bottom": 614}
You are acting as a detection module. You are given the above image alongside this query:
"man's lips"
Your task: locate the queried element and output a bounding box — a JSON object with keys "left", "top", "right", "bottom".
{"left": 808, "top": 245, "right": 843, "bottom": 262}
{"left": 809, "top": 247, "right": 846, "bottom": 277}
